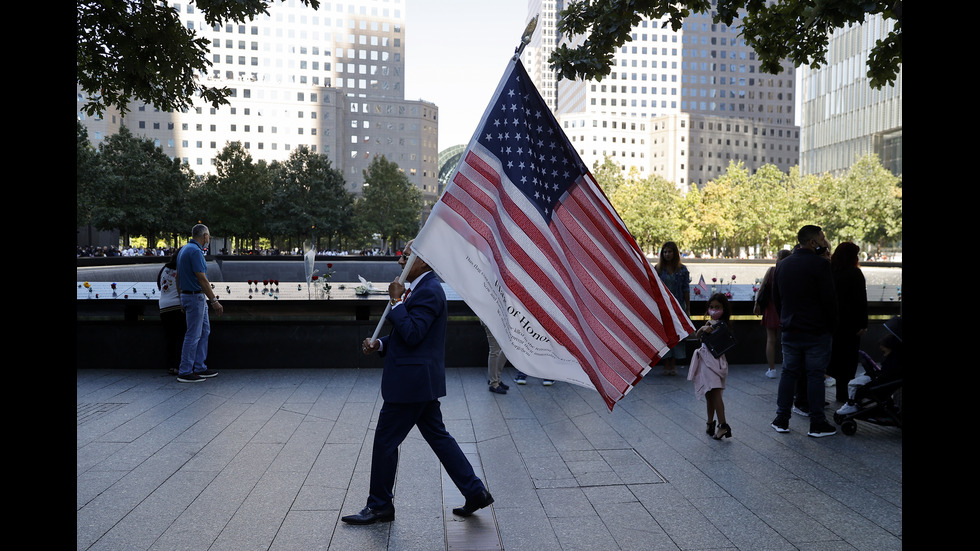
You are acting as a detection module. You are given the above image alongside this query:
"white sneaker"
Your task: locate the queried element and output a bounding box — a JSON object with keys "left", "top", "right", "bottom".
{"left": 765, "top": 369, "right": 778, "bottom": 379}
{"left": 836, "top": 403, "right": 859, "bottom": 415}
{"left": 791, "top": 406, "right": 810, "bottom": 417}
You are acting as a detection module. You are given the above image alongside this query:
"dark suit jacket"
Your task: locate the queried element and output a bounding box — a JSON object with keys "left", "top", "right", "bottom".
{"left": 379, "top": 271, "right": 448, "bottom": 403}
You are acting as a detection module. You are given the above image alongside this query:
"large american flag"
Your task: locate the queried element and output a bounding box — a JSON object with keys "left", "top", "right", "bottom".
{"left": 413, "top": 59, "right": 694, "bottom": 410}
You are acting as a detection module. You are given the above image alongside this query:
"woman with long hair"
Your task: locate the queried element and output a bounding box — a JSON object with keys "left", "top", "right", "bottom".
{"left": 654, "top": 241, "right": 690, "bottom": 376}
{"left": 754, "top": 249, "right": 791, "bottom": 378}
{"left": 828, "top": 242, "right": 868, "bottom": 402}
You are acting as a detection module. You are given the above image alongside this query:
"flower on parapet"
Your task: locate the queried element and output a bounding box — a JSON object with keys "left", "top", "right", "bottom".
{"left": 354, "top": 275, "right": 377, "bottom": 296}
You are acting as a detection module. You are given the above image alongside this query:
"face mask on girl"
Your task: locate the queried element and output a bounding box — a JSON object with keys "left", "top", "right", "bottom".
{"left": 708, "top": 308, "right": 723, "bottom": 320}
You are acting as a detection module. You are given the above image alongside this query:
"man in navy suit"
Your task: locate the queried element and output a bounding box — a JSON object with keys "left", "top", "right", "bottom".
{"left": 341, "top": 240, "right": 494, "bottom": 525}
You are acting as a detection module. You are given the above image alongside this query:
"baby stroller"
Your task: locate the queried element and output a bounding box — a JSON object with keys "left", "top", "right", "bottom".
{"left": 833, "top": 316, "right": 902, "bottom": 436}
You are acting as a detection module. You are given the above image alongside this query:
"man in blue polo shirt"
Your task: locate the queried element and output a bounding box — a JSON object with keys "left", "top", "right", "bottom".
{"left": 176, "top": 224, "right": 223, "bottom": 382}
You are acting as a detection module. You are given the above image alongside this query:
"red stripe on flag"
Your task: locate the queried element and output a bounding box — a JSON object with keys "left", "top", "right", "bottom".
{"left": 447, "top": 152, "right": 659, "bottom": 400}
{"left": 437, "top": 189, "right": 629, "bottom": 402}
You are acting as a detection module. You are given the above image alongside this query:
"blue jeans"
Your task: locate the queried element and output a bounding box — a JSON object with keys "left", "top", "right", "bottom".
{"left": 178, "top": 293, "right": 210, "bottom": 376}
{"left": 776, "top": 332, "right": 832, "bottom": 423}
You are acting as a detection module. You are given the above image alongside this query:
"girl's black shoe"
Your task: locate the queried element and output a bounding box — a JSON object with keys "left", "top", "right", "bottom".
{"left": 706, "top": 420, "right": 716, "bottom": 437}
{"left": 713, "top": 423, "right": 732, "bottom": 439}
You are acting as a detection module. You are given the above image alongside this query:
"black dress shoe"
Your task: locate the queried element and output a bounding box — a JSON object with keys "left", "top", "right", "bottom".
{"left": 341, "top": 506, "right": 395, "bottom": 525}
{"left": 452, "top": 490, "right": 494, "bottom": 516}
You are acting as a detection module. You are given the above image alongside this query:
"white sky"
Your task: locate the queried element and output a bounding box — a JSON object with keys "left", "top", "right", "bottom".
{"left": 404, "top": 0, "right": 530, "bottom": 151}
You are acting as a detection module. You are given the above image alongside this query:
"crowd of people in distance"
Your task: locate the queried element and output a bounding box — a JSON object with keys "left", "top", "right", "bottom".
{"left": 77, "top": 245, "right": 172, "bottom": 257}
{"left": 77, "top": 245, "right": 395, "bottom": 258}
{"left": 80, "top": 243, "right": 896, "bottom": 263}
{"left": 650, "top": 249, "right": 896, "bottom": 262}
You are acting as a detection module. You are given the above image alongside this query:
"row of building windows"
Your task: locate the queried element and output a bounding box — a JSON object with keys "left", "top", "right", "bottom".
{"left": 564, "top": 120, "right": 794, "bottom": 136}
{"left": 680, "top": 102, "right": 792, "bottom": 113}
{"left": 210, "top": 52, "right": 400, "bottom": 66}
{"left": 572, "top": 135, "right": 647, "bottom": 146}
{"left": 592, "top": 98, "right": 679, "bottom": 109}
{"left": 623, "top": 47, "right": 678, "bottom": 55}
{"left": 173, "top": 1, "right": 405, "bottom": 30}
{"left": 351, "top": 135, "right": 418, "bottom": 146}
{"left": 188, "top": 17, "right": 403, "bottom": 37}
{"left": 176, "top": 141, "right": 321, "bottom": 164}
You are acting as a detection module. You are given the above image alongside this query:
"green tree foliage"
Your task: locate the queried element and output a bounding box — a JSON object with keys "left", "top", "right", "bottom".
{"left": 677, "top": 184, "right": 704, "bottom": 251}
{"left": 77, "top": 0, "right": 320, "bottom": 117}
{"left": 627, "top": 155, "right": 900, "bottom": 258}
{"left": 550, "top": 0, "right": 902, "bottom": 89}
{"left": 695, "top": 173, "right": 739, "bottom": 257}
{"left": 591, "top": 156, "right": 627, "bottom": 195}
{"left": 730, "top": 163, "right": 793, "bottom": 257}
{"left": 76, "top": 122, "right": 104, "bottom": 229}
{"left": 266, "top": 146, "right": 354, "bottom": 250}
{"left": 355, "top": 155, "right": 422, "bottom": 252}
{"left": 88, "top": 126, "right": 191, "bottom": 246}
{"left": 608, "top": 171, "right": 682, "bottom": 255}
{"left": 197, "top": 142, "right": 272, "bottom": 251}
{"left": 782, "top": 166, "right": 827, "bottom": 240}
{"left": 820, "top": 154, "right": 902, "bottom": 253}
{"left": 76, "top": 138, "right": 899, "bottom": 258}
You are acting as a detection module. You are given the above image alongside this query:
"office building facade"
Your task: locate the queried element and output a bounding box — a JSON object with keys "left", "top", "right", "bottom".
{"left": 522, "top": 1, "right": 799, "bottom": 192}
{"left": 799, "top": 13, "right": 902, "bottom": 177}
{"left": 76, "top": 0, "right": 439, "bottom": 202}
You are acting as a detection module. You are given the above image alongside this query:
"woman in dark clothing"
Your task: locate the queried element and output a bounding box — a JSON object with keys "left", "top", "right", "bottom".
{"left": 754, "top": 249, "right": 791, "bottom": 379}
{"left": 828, "top": 242, "right": 868, "bottom": 402}
{"left": 654, "top": 241, "right": 690, "bottom": 376}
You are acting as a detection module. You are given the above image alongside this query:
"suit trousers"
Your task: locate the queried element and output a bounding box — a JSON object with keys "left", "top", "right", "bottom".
{"left": 367, "top": 399, "right": 484, "bottom": 510}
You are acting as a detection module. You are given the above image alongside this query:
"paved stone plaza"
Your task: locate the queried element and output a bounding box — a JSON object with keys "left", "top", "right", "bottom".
{"left": 77, "top": 363, "right": 901, "bottom": 551}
